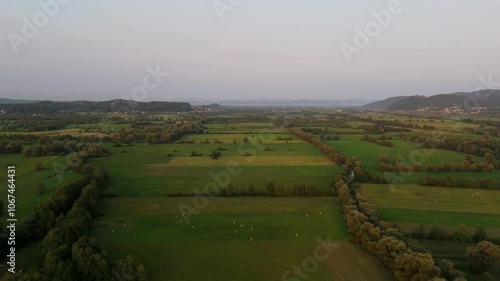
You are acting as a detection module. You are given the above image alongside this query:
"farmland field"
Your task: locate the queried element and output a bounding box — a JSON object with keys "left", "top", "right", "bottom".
{"left": 93, "top": 142, "right": 341, "bottom": 196}
{"left": 0, "top": 154, "right": 81, "bottom": 221}
{"left": 92, "top": 197, "right": 392, "bottom": 281}
{"left": 360, "top": 184, "right": 500, "bottom": 236}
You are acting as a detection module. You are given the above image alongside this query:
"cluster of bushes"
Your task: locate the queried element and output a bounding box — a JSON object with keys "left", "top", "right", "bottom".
{"left": 361, "top": 134, "right": 394, "bottom": 147}
{"left": 0, "top": 139, "right": 22, "bottom": 153}
{"left": 219, "top": 182, "right": 331, "bottom": 197}
{"left": 419, "top": 176, "right": 496, "bottom": 189}
{"left": 377, "top": 155, "right": 421, "bottom": 173}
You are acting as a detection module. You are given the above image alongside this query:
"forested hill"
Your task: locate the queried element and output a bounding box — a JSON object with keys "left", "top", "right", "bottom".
{"left": 363, "top": 89, "right": 500, "bottom": 110}
{"left": 0, "top": 99, "right": 193, "bottom": 113}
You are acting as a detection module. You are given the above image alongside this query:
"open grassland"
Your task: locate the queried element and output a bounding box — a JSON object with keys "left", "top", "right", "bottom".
{"left": 361, "top": 184, "right": 500, "bottom": 229}
{"left": 94, "top": 143, "right": 341, "bottom": 196}
{"left": 0, "top": 154, "right": 81, "bottom": 221}
{"left": 92, "top": 197, "right": 392, "bottom": 281}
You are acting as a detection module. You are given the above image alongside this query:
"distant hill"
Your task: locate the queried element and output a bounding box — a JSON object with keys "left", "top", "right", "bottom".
{"left": 0, "top": 99, "right": 192, "bottom": 113}
{"left": 363, "top": 90, "right": 500, "bottom": 111}
{"left": 363, "top": 96, "right": 408, "bottom": 109}
{"left": 0, "top": 98, "right": 37, "bottom": 104}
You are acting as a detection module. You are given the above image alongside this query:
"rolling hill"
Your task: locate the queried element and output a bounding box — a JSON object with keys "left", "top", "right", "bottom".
{"left": 363, "top": 90, "right": 500, "bottom": 110}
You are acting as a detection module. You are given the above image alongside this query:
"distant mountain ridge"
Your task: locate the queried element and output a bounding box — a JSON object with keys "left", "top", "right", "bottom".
{"left": 0, "top": 98, "right": 37, "bottom": 104}
{"left": 0, "top": 99, "right": 192, "bottom": 113}
{"left": 363, "top": 90, "right": 500, "bottom": 110}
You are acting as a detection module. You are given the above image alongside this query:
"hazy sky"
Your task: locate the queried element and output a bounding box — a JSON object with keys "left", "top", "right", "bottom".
{"left": 1, "top": 0, "right": 499, "bottom": 101}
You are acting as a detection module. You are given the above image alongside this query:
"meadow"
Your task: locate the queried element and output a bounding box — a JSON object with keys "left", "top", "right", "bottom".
{"left": 92, "top": 197, "right": 392, "bottom": 281}
{"left": 0, "top": 154, "right": 81, "bottom": 221}
{"left": 360, "top": 184, "right": 500, "bottom": 236}
{"left": 93, "top": 142, "right": 341, "bottom": 196}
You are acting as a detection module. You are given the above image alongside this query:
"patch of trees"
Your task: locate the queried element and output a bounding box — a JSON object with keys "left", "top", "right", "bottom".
{"left": 413, "top": 135, "right": 500, "bottom": 161}
{"left": 361, "top": 134, "right": 394, "bottom": 147}
{"left": 22, "top": 142, "right": 108, "bottom": 158}
{"left": 419, "top": 176, "right": 497, "bottom": 189}
{"left": 0, "top": 139, "right": 22, "bottom": 153}
{"left": 210, "top": 150, "right": 221, "bottom": 159}
{"left": 219, "top": 182, "right": 331, "bottom": 197}
{"left": 114, "top": 121, "right": 204, "bottom": 144}
{"left": 410, "top": 225, "right": 498, "bottom": 245}
{"left": 378, "top": 155, "right": 421, "bottom": 173}
{"left": 426, "top": 160, "right": 495, "bottom": 172}
{"left": 467, "top": 241, "right": 500, "bottom": 277}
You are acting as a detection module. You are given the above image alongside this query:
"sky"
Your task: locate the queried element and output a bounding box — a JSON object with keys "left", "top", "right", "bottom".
{"left": 1, "top": 0, "right": 500, "bottom": 102}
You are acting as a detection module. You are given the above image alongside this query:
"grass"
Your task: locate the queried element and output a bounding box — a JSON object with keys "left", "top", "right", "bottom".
{"left": 361, "top": 184, "right": 500, "bottom": 229}
{"left": 92, "top": 197, "right": 391, "bottom": 281}
{"left": 93, "top": 143, "right": 341, "bottom": 196}
{"left": 0, "top": 154, "right": 81, "bottom": 221}
{"left": 327, "top": 135, "right": 484, "bottom": 171}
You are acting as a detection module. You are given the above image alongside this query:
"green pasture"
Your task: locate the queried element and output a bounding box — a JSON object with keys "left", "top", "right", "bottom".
{"left": 91, "top": 197, "right": 392, "bottom": 281}
{"left": 361, "top": 184, "right": 500, "bottom": 229}
{"left": 0, "top": 154, "right": 81, "bottom": 221}
{"left": 93, "top": 143, "right": 340, "bottom": 196}
{"left": 326, "top": 135, "right": 484, "bottom": 172}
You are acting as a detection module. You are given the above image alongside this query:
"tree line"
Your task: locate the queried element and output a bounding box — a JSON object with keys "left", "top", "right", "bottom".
{"left": 419, "top": 176, "right": 497, "bottom": 189}
{"left": 0, "top": 154, "right": 147, "bottom": 280}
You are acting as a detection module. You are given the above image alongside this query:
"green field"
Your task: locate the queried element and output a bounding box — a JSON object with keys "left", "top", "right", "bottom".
{"left": 0, "top": 154, "right": 81, "bottom": 221}
{"left": 360, "top": 184, "right": 500, "bottom": 235}
{"left": 327, "top": 134, "right": 484, "bottom": 171}
{"left": 93, "top": 143, "right": 341, "bottom": 196}
{"left": 92, "top": 197, "right": 392, "bottom": 281}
